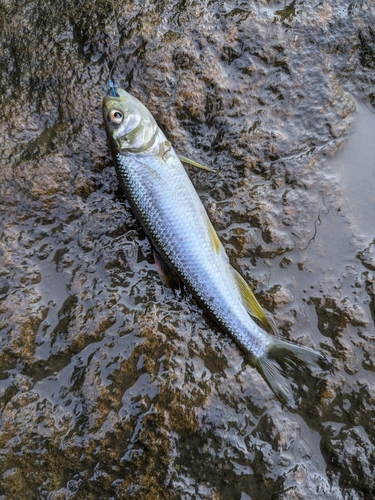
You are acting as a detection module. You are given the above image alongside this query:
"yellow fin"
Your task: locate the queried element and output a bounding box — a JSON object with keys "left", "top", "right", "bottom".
{"left": 232, "top": 268, "right": 278, "bottom": 335}
{"left": 205, "top": 218, "right": 221, "bottom": 254}
{"left": 178, "top": 155, "right": 215, "bottom": 172}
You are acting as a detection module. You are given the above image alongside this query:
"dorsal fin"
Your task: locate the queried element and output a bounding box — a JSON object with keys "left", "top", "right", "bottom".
{"left": 205, "top": 218, "right": 221, "bottom": 254}
{"left": 232, "top": 268, "right": 278, "bottom": 335}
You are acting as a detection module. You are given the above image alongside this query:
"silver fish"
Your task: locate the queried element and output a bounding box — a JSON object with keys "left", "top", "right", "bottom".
{"left": 102, "top": 88, "right": 327, "bottom": 403}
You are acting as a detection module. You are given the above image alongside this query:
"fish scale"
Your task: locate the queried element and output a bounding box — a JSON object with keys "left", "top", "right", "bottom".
{"left": 115, "top": 145, "right": 271, "bottom": 358}
{"left": 102, "top": 88, "right": 328, "bottom": 404}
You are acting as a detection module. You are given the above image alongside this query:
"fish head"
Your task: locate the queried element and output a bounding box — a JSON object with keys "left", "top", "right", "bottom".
{"left": 102, "top": 88, "right": 159, "bottom": 154}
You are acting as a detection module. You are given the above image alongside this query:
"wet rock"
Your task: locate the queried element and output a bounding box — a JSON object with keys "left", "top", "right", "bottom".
{"left": 262, "top": 285, "right": 295, "bottom": 310}
{"left": 1, "top": 0, "right": 375, "bottom": 498}
{"left": 357, "top": 239, "right": 375, "bottom": 271}
{"left": 326, "top": 427, "right": 375, "bottom": 495}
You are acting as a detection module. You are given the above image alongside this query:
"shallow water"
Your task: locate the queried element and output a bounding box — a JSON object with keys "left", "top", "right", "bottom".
{"left": 1, "top": 0, "right": 375, "bottom": 499}
{"left": 331, "top": 101, "right": 375, "bottom": 243}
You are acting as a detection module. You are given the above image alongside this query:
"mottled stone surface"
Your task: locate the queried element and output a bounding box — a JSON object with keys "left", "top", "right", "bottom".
{"left": 1, "top": 0, "right": 375, "bottom": 498}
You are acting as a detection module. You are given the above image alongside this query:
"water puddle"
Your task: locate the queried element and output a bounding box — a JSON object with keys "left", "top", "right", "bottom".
{"left": 34, "top": 254, "right": 71, "bottom": 361}
{"left": 278, "top": 99, "right": 375, "bottom": 294}
{"left": 331, "top": 100, "right": 375, "bottom": 243}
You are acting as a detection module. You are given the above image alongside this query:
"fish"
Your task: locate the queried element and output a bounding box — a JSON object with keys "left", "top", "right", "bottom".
{"left": 102, "top": 88, "right": 327, "bottom": 404}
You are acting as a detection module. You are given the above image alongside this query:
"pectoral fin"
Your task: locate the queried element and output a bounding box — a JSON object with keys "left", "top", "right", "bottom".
{"left": 153, "top": 251, "right": 181, "bottom": 290}
{"left": 232, "top": 268, "right": 278, "bottom": 335}
{"left": 178, "top": 155, "right": 215, "bottom": 173}
{"left": 158, "top": 141, "right": 172, "bottom": 160}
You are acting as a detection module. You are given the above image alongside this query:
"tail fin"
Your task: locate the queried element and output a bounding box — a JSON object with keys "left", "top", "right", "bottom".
{"left": 252, "top": 338, "right": 330, "bottom": 406}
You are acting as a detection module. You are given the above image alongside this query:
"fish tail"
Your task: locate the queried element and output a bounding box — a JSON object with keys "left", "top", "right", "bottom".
{"left": 253, "top": 338, "right": 329, "bottom": 405}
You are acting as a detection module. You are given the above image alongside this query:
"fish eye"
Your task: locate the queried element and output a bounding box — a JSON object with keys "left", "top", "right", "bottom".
{"left": 108, "top": 109, "right": 123, "bottom": 126}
